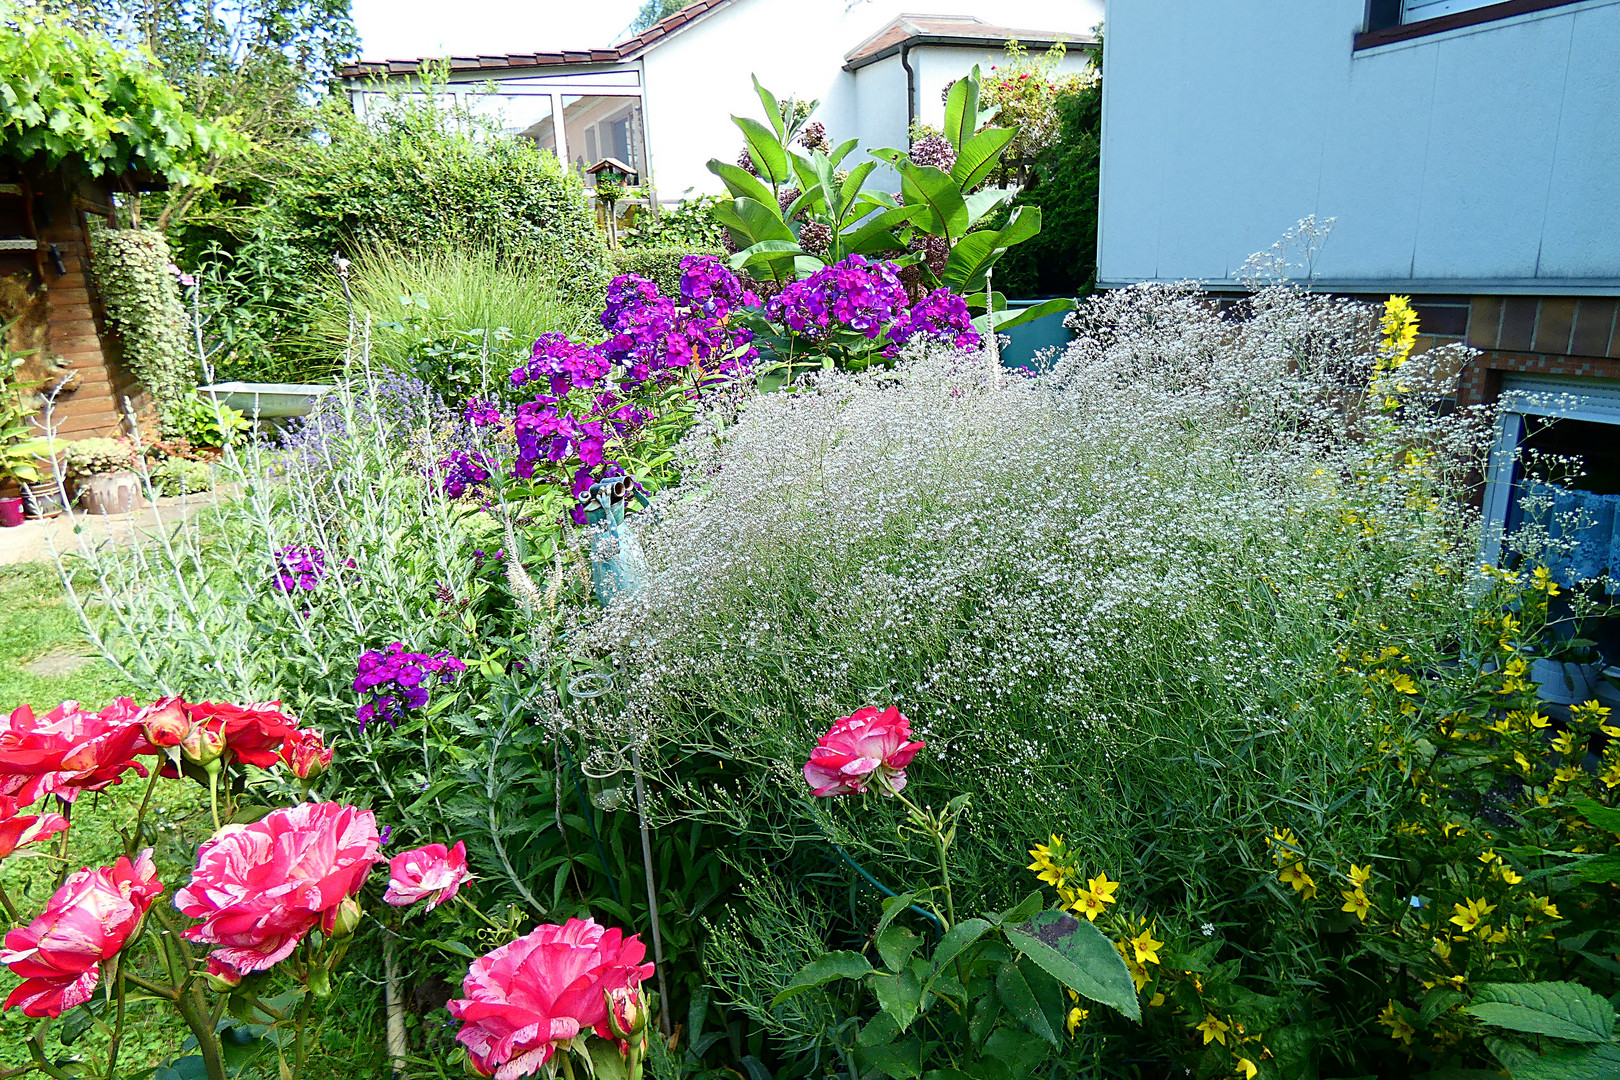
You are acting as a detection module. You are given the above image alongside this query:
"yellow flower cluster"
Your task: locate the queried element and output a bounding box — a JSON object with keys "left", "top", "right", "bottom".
{"left": 1267, "top": 828, "right": 1316, "bottom": 900}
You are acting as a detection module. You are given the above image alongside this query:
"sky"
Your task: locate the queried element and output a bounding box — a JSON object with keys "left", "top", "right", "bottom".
{"left": 350, "top": 0, "right": 648, "bottom": 61}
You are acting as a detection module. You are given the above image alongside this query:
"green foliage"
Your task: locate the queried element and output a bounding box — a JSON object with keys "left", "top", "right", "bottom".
{"left": 988, "top": 64, "right": 1101, "bottom": 299}
{"left": 91, "top": 229, "right": 197, "bottom": 432}
{"left": 708, "top": 71, "right": 1070, "bottom": 336}
{"left": 61, "top": 436, "right": 137, "bottom": 477}
{"left": 149, "top": 455, "right": 213, "bottom": 495}
{"left": 306, "top": 247, "right": 598, "bottom": 401}
{"left": 621, "top": 195, "right": 727, "bottom": 250}
{"left": 610, "top": 245, "right": 725, "bottom": 298}
{"left": 1, "top": 341, "right": 53, "bottom": 484}
{"left": 172, "top": 390, "right": 250, "bottom": 447}
{"left": 0, "top": 6, "right": 245, "bottom": 190}
{"left": 179, "top": 84, "right": 611, "bottom": 383}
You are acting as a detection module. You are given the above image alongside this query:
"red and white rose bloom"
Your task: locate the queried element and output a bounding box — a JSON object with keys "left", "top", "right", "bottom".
{"left": 174, "top": 801, "right": 379, "bottom": 978}
{"left": 0, "top": 850, "right": 163, "bottom": 1017}
{"left": 0, "top": 795, "right": 69, "bottom": 859}
{"left": 384, "top": 841, "right": 471, "bottom": 911}
{"left": 802, "top": 705, "right": 926, "bottom": 797}
{"left": 448, "top": 916, "right": 655, "bottom": 1079}
{"left": 0, "top": 699, "right": 153, "bottom": 804}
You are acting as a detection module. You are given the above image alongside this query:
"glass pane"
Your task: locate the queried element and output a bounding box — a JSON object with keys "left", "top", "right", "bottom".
{"left": 560, "top": 95, "right": 649, "bottom": 184}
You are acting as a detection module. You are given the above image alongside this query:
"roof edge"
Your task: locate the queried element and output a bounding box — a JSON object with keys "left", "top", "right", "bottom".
{"left": 843, "top": 30, "right": 1096, "bottom": 73}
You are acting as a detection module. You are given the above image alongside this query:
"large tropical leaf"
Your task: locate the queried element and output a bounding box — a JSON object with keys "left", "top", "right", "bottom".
{"left": 992, "top": 296, "right": 1075, "bottom": 332}
{"left": 734, "top": 116, "right": 790, "bottom": 183}
{"left": 963, "top": 187, "right": 1012, "bottom": 229}
{"left": 708, "top": 160, "right": 777, "bottom": 209}
{"left": 941, "top": 66, "right": 982, "bottom": 150}
{"left": 897, "top": 164, "right": 969, "bottom": 240}
{"left": 712, "top": 196, "right": 796, "bottom": 246}
{"left": 951, "top": 126, "right": 1016, "bottom": 190}
{"left": 751, "top": 74, "right": 785, "bottom": 138}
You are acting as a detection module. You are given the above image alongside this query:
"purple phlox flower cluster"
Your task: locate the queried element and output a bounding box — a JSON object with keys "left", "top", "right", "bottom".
{"left": 886, "top": 287, "right": 981, "bottom": 357}
{"left": 436, "top": 448, "right": 497, "bottom": 500}
{"left": 597, "top": 260, "right": 757, "bottom": 391}
{"left": 463, "top": 397, "right": 503, "bottom": 427}
{"left": 767, "top": 254, "right": 909, "bottom": 341}
{"left": 354, "top": 642, "right": 466, "bottom": 730}
{"left": 167, "top": 262, "right": 198, "bottom": 289}
{"left": 512, "top": 403, "right": 609, "bottom": 478}
{"left": 678, "top": 255, "right": 757, "bottom": 320}
{"left": 511, "top": 333, "right": 612, "bottom": 396}
{"left": 270, "top": 545, "right": 346, "bottom": 592}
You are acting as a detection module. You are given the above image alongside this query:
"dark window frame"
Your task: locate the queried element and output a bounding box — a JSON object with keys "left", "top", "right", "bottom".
{"left": 1357, "top": 0, "right": 1589, "bottom": 50}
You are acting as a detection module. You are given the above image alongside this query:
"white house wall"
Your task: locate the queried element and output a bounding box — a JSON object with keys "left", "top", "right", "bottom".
{"left": 1097, "top": 0, "right": 1620, "bottom": 293}
{"left": 639, "top": 0, "right": 1101, "bottom": 201}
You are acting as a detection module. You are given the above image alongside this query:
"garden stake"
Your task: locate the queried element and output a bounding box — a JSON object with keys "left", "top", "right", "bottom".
{"left": 578, "top": 481, "right": 671, "bottom": 1037}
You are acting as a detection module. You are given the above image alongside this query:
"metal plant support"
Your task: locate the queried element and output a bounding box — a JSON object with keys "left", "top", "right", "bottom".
{"left": 577, "top": 478, "right": 670, "bottom": 1036}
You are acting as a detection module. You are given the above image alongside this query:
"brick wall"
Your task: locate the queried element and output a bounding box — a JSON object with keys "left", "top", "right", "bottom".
{"left": 29, "top": 176, "right": 143, "bottom": 441}
{"left": 1455, "top": 296, "right": 1620, "bottom": 407}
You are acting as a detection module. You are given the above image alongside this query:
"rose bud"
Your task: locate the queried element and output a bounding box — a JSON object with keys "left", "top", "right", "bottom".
{"left": 606, "top": 985, "right": 649, "bottom": 1040}
{"left": 280, "top": 729, "right": 333, "bottom": 782}
{"left": 329, "top": 896, "right": 364, "bottom": 940}
{"left": 139, "top": 697, "right": 192, "bottom": 748}
{"left": 180, "top": 721, "right": 227, "bottom": 769}
{"left": 204, "top": 956, "right": 243, "bottom": 992}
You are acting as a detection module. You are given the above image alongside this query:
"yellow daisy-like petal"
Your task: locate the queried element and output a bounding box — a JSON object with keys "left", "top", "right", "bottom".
{"left": 1348, "top": 863, "right": 1373, "bottom": 887}
{"left": 1086, "top": 872, "right": 1119, "bottom": 905}
{"left": 1195, "top": 1013, "right": 1230, "bottom": 1046}
{"left": 1130, "top": 927, "right": 1164, "bottom": 966}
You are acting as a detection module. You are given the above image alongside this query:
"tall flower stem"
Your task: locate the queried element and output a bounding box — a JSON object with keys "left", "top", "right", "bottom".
{"left": 127, "top": 763, "right": 165, "bottom": 855}
{"left": 207, "top": 767, "right": 222, "bottom": 833}
{"left": 883, "top": 779, "right": 958, "bottom": 929}
{"left": 172, "top": 984, "right": 229, "bottom": 1080}
{"left": 0, "top": 881, "right": 17, "bottom": 922}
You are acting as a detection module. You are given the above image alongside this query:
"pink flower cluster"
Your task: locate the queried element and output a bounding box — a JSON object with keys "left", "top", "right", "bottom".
{"left": 803, "top": 705, "right": 926, "bottom": 797}
{"left": 448, "top": 916, "right": 654, "bottom": 1078}
{"left": 1, "top": 851, "right": 163, "bottom": 1016}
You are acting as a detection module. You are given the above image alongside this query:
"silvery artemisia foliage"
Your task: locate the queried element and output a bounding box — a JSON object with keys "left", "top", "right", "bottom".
{"left": 581, "top": 271, "right": 1492, "bottom": 897}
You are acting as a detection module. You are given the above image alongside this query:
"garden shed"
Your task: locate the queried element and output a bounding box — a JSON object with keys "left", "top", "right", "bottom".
{"left": 0, "top": 163, "right": 143, "bottom": 442}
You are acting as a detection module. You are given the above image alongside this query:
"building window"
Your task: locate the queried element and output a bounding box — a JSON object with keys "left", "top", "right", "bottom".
{"left": 1359, "top": 0, "right": 1588, "bottom": 47}
{"left": 1483, "top": 374, "right": 1620, "bottom": 663}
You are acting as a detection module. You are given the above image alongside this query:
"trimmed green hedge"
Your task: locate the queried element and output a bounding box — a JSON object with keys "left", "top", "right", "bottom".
{"left": 609, "top": 245, "right": 724, "bottom": 297}
{"left": 174, "top": 91, "right": 611, "bottom": 382}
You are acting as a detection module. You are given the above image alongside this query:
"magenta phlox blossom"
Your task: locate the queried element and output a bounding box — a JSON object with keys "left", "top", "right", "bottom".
{"left": 354, "top": 643, "right": 465, "bottom": 730}
{"left": 886, "top": 288, "right": 981, "bottom": 356}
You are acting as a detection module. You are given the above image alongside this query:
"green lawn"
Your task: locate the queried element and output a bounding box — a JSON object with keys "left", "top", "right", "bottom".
{"left": 0, "top": 563, "right": 134, "bottom": 715}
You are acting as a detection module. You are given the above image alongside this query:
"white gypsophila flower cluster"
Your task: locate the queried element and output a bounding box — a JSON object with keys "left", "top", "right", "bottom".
{"left": 578, "top": 266, "right": 1496, "bottom": 886}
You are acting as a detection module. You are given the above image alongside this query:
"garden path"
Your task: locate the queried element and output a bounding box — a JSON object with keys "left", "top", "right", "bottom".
{"left": 0, "top": 492, "right": 219, "bottom": 565}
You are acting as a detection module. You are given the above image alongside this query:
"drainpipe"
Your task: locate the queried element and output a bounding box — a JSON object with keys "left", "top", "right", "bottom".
{"left": 900, "top": 43, "right": 916, "bottom": 140}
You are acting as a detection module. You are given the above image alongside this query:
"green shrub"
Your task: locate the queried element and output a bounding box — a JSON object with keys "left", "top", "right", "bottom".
{"left": 150, "top": 456, "right": 213, "bottom": 496}
{"left": 61, "top": 437, "right": 137, "bottom": 478}
{"left": 90, "top": 229, "right": 196, "bottom": 431}
{"left": 307, "top": 247, "right": 600, "bottom": 402}
{"left": 174, "top": 83, "right": 611, "bottom": 383}
{"left": 989, "top": 71, "right": 1101, "bottom": 298}
{"left": 620, "top": 194, "right": 727, "bottom": 250}
{"left": 608, "top": 245, "right": 724, "bottom": 298}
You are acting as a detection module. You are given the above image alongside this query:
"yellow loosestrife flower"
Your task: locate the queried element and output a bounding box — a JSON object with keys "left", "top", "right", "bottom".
{"left": 1130, "top": 927, "right": 1164, "bottom": 966}
{"left": 1340, "top": 887, "right": 1372, "bottom": 922}
{"left": 1086, "top": 872, "right": 1119, "bottom": 905}
{"left": 1235, "top": 1058, "right": 1259, "bottom": 1080}
{"left": 1278, "top": 861, "right": 1317, "bottom": 899}
{"left": 1066, "top": 1006, "right": 1087, "bottom": 1035}
{"left": 1196, "top": 1013, "right": 1231, "bottom": 1046}
{"left": 1348, "top": 864, "right": 1373, "bottom": 887}
{"left": 1448, "top": 897, "right": 1496, "bottom": 935}
{"left": 1378, "top": 1000, "right": 1416, "bottom": 1046}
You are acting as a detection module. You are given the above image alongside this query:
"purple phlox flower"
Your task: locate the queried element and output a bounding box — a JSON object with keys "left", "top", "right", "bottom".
{"left": 168, "top": 262, "right": 197, "bottom": 288}
{"left": 436, "top": 448, "right": 496, "bottom": 500}
{"left": 379, "top": 826, "right": 393, "bottom": 846}
{"left": 885, "top": 287, "right": 981, "bottom": 357}
{"left": 354, "top": 642, "right": 465, "bottom": 730}
{"left": 766, "top": 254, "right": 908, "bottom": 342}
{"left": 463, "top": 397, "right": 504, "bottom": 427}
{"left": 271, "top": 545, "right": 333, "bottom": 592}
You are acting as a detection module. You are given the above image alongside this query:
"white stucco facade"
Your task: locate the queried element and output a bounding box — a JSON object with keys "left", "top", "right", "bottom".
{"left": 1096, "top": 0, "right": 1620, "bottom": 293}
{"left": 640, "top": 0, "right": 1099, "bottom": 199}
{"left": 347, "top": 0, "right": 1099, "bottom": 202}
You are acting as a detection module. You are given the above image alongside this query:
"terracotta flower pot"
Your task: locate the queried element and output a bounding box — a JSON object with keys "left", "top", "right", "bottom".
{"left": 0, "top": 496, "right": 22, "bottom": 527}
{"left": 76, "top": 470, "right": 145, "bottom": 516}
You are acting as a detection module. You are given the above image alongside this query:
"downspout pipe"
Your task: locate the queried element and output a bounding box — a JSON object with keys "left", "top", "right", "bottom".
{"left": 900, "top": 42, "right": 916, "bottom": 140}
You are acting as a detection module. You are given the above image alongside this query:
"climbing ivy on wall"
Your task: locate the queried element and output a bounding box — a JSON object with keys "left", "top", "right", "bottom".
{"left": 92, "top": 230, "right": 195, "bottom": 433}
